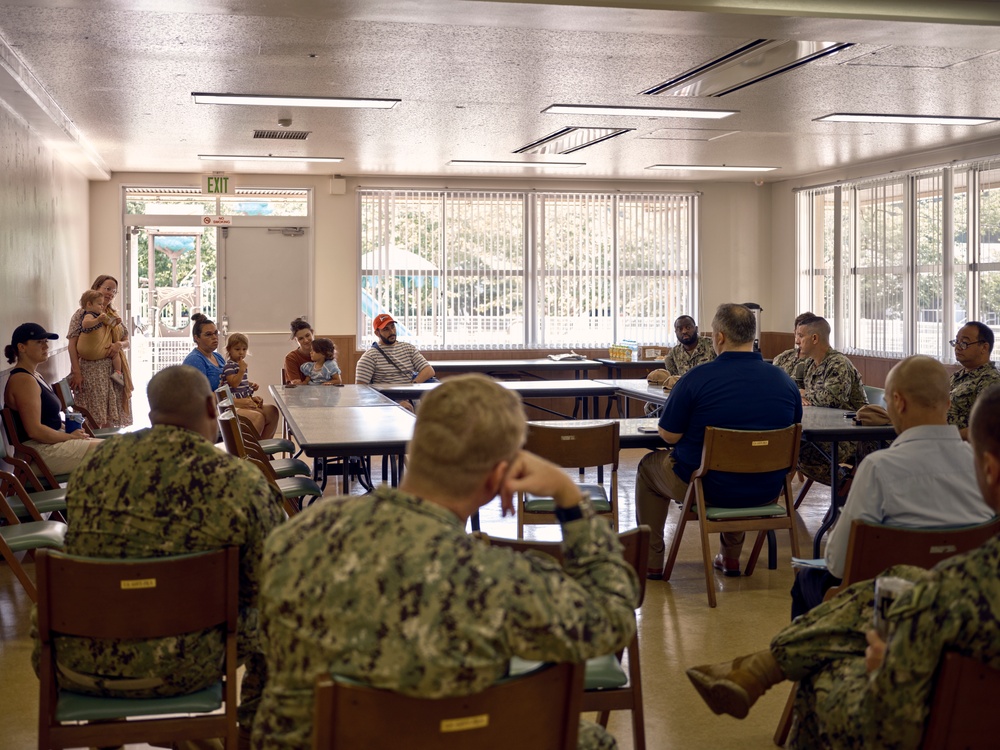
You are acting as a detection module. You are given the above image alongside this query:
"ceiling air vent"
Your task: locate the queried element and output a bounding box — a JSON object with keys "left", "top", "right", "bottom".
{"left": 643, "top": 40, "right": 852, "bottom": 97}
{"left": 253, "top": 129, "right": 310, "bottom": 140}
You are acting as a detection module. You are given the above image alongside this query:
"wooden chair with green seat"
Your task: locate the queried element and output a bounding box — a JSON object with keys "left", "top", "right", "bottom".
{"left": 52, "top": 377, "right": 121, "bottom": 438}
{"left": 2, "top": 456, "right": 67, "bottom": 522}
{"left": 772, "top": 516, "right": 1000, "bottom": 746}
{"left": 1, "top": 407, "right": 70, "bottom": 490}
{"left": 0, "top": 473, "right": 67, "bottom": 602}
{"left": 215, "top": 386, "right": 311, "bottom": 479}
{"left": 36, "top": 547, "right": 239, "bottom": 750}
{"left": 312, "top": 660, "right": 586, "bottom": 750}
{"left": 217, "top": 410, "right": 318, "bottom": 516}
{"left": 662, "top": 424, "right": 802, "bottom": 608}
{"left": 215, "top": 384, "right": 295, "bottom": 457}
{"left": 517, "top": 421, "right": 619, "bottom": 539}
{"left": 486, "top": 526, "right": 651, "bottom": 750}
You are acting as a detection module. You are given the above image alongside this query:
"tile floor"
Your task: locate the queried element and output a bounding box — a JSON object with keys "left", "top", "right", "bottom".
{"left": 0, "top": 439, "right": 834, "bottom": 750}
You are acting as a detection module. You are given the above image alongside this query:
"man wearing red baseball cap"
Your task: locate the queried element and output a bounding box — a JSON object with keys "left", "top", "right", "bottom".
{"left": 355, "top": 313, "right": 435, "bottom": 408}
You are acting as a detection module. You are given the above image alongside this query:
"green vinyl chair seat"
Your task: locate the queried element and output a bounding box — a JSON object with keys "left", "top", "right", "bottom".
{"left": 704, "top": 503, "right": 787, "bottom": 521}
{"left": 259, "top": 437, "right": 295, "bottom": 456}
{"left": 276, "top": 476, "right": 323, "bottom": 499}
{"left": 1, "top": 520, "right": 67, "bottom": 552}
{"left": 524, "top": 483, "right": 611, "bottom": 514}
{"left": 269, "top": 457, "right": 312, "bottom": 479}
{"left": 6, "top": 488, "right": 67, "bottom": 519}
{"left": 55, "top": 682, "right": 223, "bottom": 723}
{"left": 510, "top": 653, "right": 627, "bottom": 690}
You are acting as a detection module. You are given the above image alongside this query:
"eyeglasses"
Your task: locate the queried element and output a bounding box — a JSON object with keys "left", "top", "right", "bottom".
{"left": 950, "top": 339, "right": 986, "bottom": 350}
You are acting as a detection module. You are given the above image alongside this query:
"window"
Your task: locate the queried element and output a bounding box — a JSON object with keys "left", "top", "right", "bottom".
{"left": 797, "top": 161, "right": 1000, "bottom": 362}
{"left": 359, "top": 189, "right": 698, "bottom": 349}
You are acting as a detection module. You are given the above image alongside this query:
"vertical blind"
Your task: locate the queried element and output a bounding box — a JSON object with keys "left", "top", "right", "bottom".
{"left": 359, "top": 188, "right": 698, "bottom": 350}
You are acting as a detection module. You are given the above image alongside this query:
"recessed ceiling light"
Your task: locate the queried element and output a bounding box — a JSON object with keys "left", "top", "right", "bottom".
{"left": 816, "top": 113, "right": 998, "bottom": 126}
{"left": 448, "top": 160, "right": 584, "bottom": 168}
{"left": 192, "top": 93, "right": 400, "bottom": 109}
{"left": 515, "top": 127, "right": 633, "bottom": 155}
{"left": 647, "top": 164, "right": 777, "bottom": 172}
{"left": 198, "top": 154, "right": 343, "bottom": 162}
{"left": 543, "top": 104, "right": 736, "bottom": 119}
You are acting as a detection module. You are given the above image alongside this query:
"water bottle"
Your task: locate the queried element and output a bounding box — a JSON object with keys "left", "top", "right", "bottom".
{"left": 64, "top": 412, "right": 86, "bottom": 434}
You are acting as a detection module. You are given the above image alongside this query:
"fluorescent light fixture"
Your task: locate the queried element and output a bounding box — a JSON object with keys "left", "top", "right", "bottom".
{"left": 543, "top": 104, "right": 736, "bottom": 119}
{"left": 198, "top": 154, "right": 343, "bottom": 163}
{"left": 448, "top": 159, "right": 584, "bottom": 168}
{"left": 192, "top": 92, "right": 399, "bottom": 109}
{"left": 647, "top": 164, "right": 777, "bottom": 172}
{"left": 816, "top": 113, "right": 998, "bottom": 126}
{"left": 516, "top": 127, "right": 632, "bottom": 155}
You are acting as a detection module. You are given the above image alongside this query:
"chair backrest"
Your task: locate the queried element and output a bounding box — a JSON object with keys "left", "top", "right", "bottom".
{"left": 36, "top": 546, "right": 238, "bottom": 641}
{"left": 524, "top": 421, "right": 620, "bottom": 470}
{"left": 311, "top": 661, "right": 585, "bottom": 750}
{"left": 841, "top": 518, "right": 1000, "bottom": 586}
{"left": 0, "top": 469, "right": 39, "bottom": 523}
{"left": 864, "top": 385, "right": 887, "bottom": 408}
{"left": 218, "top": 409, "right": 247, "bottom": 458}
{"left": 215, "top": 383, "right": 234, "bottom": 409}
{"left": 53, "top": 377, "right": 73, "bottom": 411}
{"left": 696, "top": 424, "right": 802, "bottom": 476}
{"left": 921, "top": 651, "right": 1000, "bottom": 749}
{"left": 485, "top": 526, "right": 650, "bottom": 607}
{"left": 1, "top": 406, "right": 62, "bottom": 488}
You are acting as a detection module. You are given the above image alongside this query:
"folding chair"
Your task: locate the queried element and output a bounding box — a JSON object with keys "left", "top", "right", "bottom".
{"left": 218, "top": 410, "right": 318, "bottom": 515}
{"left": 1, "top": 407, "right": 69, "bottom": 490}
{"left": 921, "top": 651, "right": 1000, "bottom": 749}
{"left": 311, "top": 661, "right": 585, "bottom": 750}
{"left": 2, "top": 456, "right": 67, "bottom": 521}
{"left": 215, "top": 384, "right": 294, "bottom": 457}
{"left": 36, "top": 547, "right": 239, "bottom": 749}
{"left": 0, "top": 473, "right": 67, "bottom": 602}
{"left": 486, "top": 526, "right": 651, "bottom": 750}
{"left": 52, "top": 377, "right": 120, "bottom": 438}
{"left": 662, "top": 424, "right": 802, "bottom": 608}
{"left": 517, "top": 421, "right": 619, "bottom": 539}
{"left": 213, "top": 390, "right": 310, "bottom": 479}
{"left": 773, "top": 516, "right": 1000, "bottom": 746}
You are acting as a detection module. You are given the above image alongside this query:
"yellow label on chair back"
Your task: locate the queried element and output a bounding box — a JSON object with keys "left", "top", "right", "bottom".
{"left": 120, "top": 578, "right": 157, "bottom": 590}
{"left": 560, "top": 436, "right": 576, "bottom": 441}
{"left": 751, "top": 440, "right": 769, "bottom": 446}
{"left": 440, "top": 714, "right": 489, "bottom": 732}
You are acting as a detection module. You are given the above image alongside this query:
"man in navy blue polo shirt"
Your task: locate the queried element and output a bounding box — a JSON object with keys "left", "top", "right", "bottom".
{"left": 637, "top": 303, "right": 803, "bottom": 579}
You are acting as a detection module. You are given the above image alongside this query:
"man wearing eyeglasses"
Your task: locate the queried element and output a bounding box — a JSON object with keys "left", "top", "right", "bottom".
{"left": 948, "top": 321, "right": 1000, "bottom": 439}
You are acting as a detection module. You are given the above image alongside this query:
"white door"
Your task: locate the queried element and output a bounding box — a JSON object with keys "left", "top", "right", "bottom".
{"left": 218, "top": 226, "right": 313, "bottom": 393}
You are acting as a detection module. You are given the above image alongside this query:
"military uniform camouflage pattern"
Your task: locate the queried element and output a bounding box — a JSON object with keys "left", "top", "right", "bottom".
{"left": 799, "top": 350, "right": 869, "bottom": 485}
{"left": 32, "top": 425, "right": 284, "bottom": 726}
{"left": 771, "top": 348, "right": 799, "bottom": 375}
{"left": 948, "top": 361, "right": 1000, "bottom": 431}
{"left": 662, "top": 336, "right": 717, "bottom": 376}
{"left": 771, "top": 533, "right": 1000, "bottom": 749}
{"left": 252, "top": 486, "right": 639, "bottom": 750}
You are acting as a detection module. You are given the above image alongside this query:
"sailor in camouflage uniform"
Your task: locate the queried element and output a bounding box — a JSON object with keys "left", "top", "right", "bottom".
{"left": 771, "top": 312, "right": 817, "bottom": 383}
{"left": 795, "top": 316, "right": 868, "bottom": 485}
{"left": 687, "top": 384, "right": 1000, "bottom": 749}
{"left": 662, "top": 315, "right": 717, "bottom": 376}
{"left": 947, "top": 321, "right": 1000, "bottom": 439}
{"left": 33, "top": 365, "right": 284, "bottom": 734}
{"left": 252, "top": 374, "right": 639, "bottom": 750}
{"left": 645, "top": 315, "right": 717, "bottom": 415}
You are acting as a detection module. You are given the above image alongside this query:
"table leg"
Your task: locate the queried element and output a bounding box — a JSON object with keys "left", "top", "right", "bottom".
{"left": 812, "top": 439, "right": 841, "bottom": 558}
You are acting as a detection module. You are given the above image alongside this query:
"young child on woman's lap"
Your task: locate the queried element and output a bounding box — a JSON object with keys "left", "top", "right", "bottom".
{"left": 300, "top": 337, "right": 342, "bottom": 385}
{"left": 222, "top": 332, "right": 264, "bottom": 406}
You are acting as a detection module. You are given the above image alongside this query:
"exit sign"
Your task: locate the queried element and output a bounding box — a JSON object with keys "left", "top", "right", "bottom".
{"left": 202, "top": 175, "right": 235, "bottom": 195}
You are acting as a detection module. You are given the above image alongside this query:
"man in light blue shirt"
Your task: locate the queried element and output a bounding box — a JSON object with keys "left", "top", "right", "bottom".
{"left": 792, "top": 355, "right": 994, "bottom": 617}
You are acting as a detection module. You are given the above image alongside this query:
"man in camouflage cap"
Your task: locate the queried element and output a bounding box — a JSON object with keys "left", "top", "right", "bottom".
{"left": 795, "top": 315, "right": 869, "bottom": 485}
{"left": 252, "top": 374, "right": 639, "bottom": 749}
{"left": 686, "top": 383, "right": 1000, "bottom": 749}
{"left": 947, "top": 320, "right": 1000, "bottom": 439}
{"left": 34, "top": 364, "right": 284, "bottom": 745}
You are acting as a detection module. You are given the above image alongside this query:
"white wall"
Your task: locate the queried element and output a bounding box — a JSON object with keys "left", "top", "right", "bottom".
{"left": 91, "top": 172, "right": 775, "bottom": 342}
{"left": 0, "top": 103, "right": 91, "bottom": 381}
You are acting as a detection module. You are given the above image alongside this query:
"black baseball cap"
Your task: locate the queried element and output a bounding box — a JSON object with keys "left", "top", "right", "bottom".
{"left": 11, "top": 323, "right": 59, "bottom": 347}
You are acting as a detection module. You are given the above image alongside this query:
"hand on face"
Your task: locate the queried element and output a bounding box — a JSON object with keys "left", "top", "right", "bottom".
{"left": 499, "top": 450, "right": 583, "bottom": 515}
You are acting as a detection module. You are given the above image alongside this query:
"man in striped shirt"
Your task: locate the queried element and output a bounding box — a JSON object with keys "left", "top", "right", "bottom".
{"left": 355, "top": 314, "right": 436, "bottom": 410}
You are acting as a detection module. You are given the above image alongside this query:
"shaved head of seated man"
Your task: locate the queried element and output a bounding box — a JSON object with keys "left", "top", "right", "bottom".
{"left": 790, "top": 355, "right": 994, "bottom": 618}
{"left": 687, "top": 383, "right": 1000, "bottom": 750}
